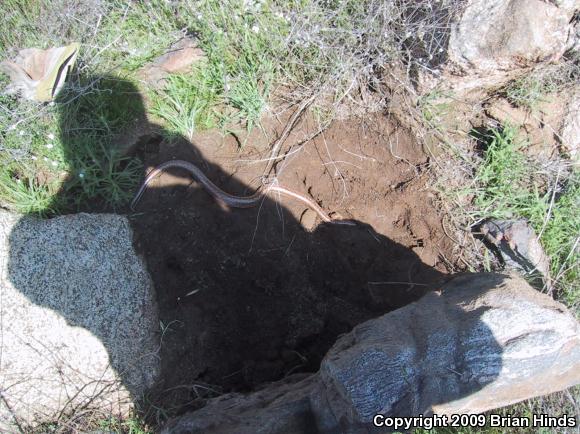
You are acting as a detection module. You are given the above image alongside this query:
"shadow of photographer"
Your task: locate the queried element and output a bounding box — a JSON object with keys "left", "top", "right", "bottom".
{"left": 4, "top": 76, "right": 502, "bottom": 425}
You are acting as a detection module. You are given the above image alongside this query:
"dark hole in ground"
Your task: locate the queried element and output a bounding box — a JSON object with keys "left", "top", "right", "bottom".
{"left": 125, "top": 111, "right": 456, "bottom": 419}
{"left": 469, "top": 125, "right": 502, "bottom": 157}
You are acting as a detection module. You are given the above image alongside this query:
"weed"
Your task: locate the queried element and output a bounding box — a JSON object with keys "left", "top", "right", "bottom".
{"left": 149, "top": 62, "right": 223, "bottom": 139}
{"left": 0, "top": 75, "right": 143, "bottom": 215}
{"left": 505, "top": 76, "right": 556, "bottom": 111}
{"left": 227, "top": 67, "right": 272, "bottom": 133}
{"left": 461, "top": 126, "right": 579, "bottom": 308}
{"left": 0, "top": 166, "right": 60, "bottom": 216}
{"left": 418, "top": 90, "right": 452, "bottom": 124}
{"left": 504, "top": 56, "right": 580, "bottom": 110}
{"left": 0, "top": 0, "right": 42, "bottom": 55}
{"left": 98, "top": 415, "right": 152, "bottom": 434}
{"left": 148, "top": 0, "right": 282, "bottom": 137}
{"left": 95, "top": 0, "right": 183, "bottom": 71}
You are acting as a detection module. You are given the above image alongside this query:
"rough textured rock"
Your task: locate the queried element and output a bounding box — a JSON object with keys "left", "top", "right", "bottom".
{"left": 483, "top": 91, "right": 578, "bottom": 164}
{"left": 418, "top": 0, "right": 578, "bottom": 94}
{"left": 560, "top": 87, "right": 580, "bottom": 165}
{"left": 448, "top": 0, "right": 573, "bottom": 72}
{"left": 479, "top": 220, "right": 551, "bottom": 287}
{"left": 162, "top": 273, "right": 580, "bottom": 433}
{"left": 0, "top": 211, "right": 159, "bottom": 430}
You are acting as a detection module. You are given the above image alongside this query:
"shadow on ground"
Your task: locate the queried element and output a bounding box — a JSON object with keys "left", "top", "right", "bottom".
{"left": 4, "top": 76, "right": 503, "bottom": 425}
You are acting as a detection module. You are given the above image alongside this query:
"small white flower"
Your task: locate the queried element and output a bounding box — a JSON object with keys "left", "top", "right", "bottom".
{"left": 43, "top": 157, "right": 49, "bottom": 162}
{"left": 197, "top": 13, "right": 203, "bottom": 19}
{"left": 79, "top": 172, "right": 85, "bottom": 179}
{"left": 46, "top": 143, "right": 54, "bottom": 149}
{"left": 252, "top": 25, "right": 259, "bottom": 33}
{"left": 19, "top": 130, "right": 24, "bottom": 136}
{"left": 31, "top": 155, "right": 37, "bottom": 160}
{"left": 51, "top": 161, "right": 58, "bottom": 167}
{"left": 48, "top": 133, "right": 55, "bottom": 140}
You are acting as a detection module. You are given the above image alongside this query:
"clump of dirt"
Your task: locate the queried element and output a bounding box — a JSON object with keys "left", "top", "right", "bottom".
{"left": 128, "top": 110, "right": 458, "bottom": 415}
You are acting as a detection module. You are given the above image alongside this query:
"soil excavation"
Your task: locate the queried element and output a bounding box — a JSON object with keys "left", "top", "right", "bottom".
{"left": 128, "top": 110, "right": 459, "bottom": 414}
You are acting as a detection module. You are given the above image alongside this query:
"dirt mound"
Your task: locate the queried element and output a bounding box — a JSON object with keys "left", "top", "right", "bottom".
{"left": 128, "top": 112, "right": 458, "bottom": 415}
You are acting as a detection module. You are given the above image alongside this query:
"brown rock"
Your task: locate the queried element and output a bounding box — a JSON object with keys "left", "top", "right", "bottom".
{"left": 484, "top": 97, "right": 563, "bottom": 159}
{"left": 138, "top": 36, "right": 205, "bottom": 88}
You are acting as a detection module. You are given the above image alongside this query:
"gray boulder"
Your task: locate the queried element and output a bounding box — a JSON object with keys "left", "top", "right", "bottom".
{"left": 0, "top": 211, "right": 159, "bottom": 430}
{"left": 448, "top": 0, "right": 574, "bottom": 73}
{"left": 163, "top": 273, "right": 580, "bottom": 433}
{"left": 418, "top": 0, "right": 578, "bottom": 94}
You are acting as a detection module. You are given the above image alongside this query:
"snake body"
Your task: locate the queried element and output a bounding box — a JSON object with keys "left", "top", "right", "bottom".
{"left": 131, "top": 160, "right": 353, "bottom": 225}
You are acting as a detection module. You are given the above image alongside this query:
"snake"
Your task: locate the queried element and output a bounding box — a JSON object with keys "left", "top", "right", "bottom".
{"left": 131, "top": 160, "right": 355, "bottom": 226}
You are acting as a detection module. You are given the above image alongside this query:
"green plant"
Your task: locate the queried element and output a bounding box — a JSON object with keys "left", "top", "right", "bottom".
{"left": 148, "top": 0, "right": 282, "bottom": 137}
{"left": 505, "top": 76, "right": 555, "bottom": 110}
{"left": 464, "top": 126, "right": 579, "bottom": 308}
{"left": 418, "top": 90, "right": 452, "bottom": 124}
{"left": 149, "top": 62, "right": 223, "bottom": 139}
{"left": 504, "top": 57, "right": 579, "bottom": 110}
{"left": 0, "top": 75, "right": 143, "bottom": 215}
{"left": 0, "top": 166, "right": 60, "bottom": 216}
{"left": 98, "top": 415, "right": 152, "bottom": 434}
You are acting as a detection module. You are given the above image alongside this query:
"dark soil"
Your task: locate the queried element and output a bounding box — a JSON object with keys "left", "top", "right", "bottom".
{"left": 127, "top": 110, "right": 457, "bottom": 416}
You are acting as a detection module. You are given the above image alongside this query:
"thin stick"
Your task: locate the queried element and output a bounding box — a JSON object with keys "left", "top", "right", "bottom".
{"left": 262, "top": 94, "right": 316, "bottom": 178}
{"left": 538, "top": 166, "right": 560, "bottom": 239}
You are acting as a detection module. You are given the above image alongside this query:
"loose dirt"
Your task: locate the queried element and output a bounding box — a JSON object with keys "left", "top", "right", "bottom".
{"left": 128, "top": 110, "right": 459, "bottom": 415}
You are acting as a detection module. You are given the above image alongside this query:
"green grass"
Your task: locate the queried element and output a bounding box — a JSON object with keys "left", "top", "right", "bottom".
{"left": 0, "top": 0, "right": 42, "bottom": 54}
{"left": 462, "top": 126, "right": 579, "bottom": 307}
{"left": 149, "top": 62, "right": 224, "bottom": 139}
{"left": 97, "top": 415, "right": 152, "bottom": 434}
{"left": 0, "top": 74, "right": 143, "bottom": 215}
{"left": 147, "top": 0, "right": 285, "bottom": 138}
{"left": 418, "top": 90, "right": 453, "bottom": 125}
{"left": 505, "top": 76, "right": 555, "bottom": 111}
{"left": 504, "top": 57, "right": 579, "bottom": 111}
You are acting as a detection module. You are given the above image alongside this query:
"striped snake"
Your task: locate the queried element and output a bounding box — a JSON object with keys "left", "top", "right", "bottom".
{"left": 131, "top": 160, "right": 354, "bottom": 226}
